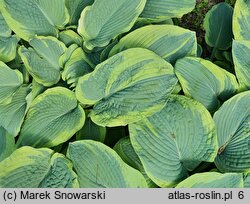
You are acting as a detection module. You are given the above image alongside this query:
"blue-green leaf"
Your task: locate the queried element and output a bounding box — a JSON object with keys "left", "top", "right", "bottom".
{"left": 176, "top": 172, "right": 243, "bottom": 188}
{"left": 65, "top": 0, "right": 94, "bottom": 25}
{"left": 0, "top": 12, "right": 11, "bottom": 37}
{"left": 0, "top": 127, "right": 16, "bottom": 162}
{"left": 140, "top": 0, "right": 196, "bottom": 20}
{"left": 129, "top": 95, "right": 218, "bottom": 187}
{"left": 76, "top": 48, "right": 178, "bottom": 126}
{"left": 67, "top": 140, "right": 148, "bottom": 187}
{"left": 0, "top": 61, "right": 23, "bottom": 104}
{"left": 62, "top": 47, "right": 93, "bottom": 87}
{"left": 204, "top": 2, "right": 233, "bottom": 50}
{"left": 0, "top": 35, "right": 19, "bottom": 63}
{"left": 214, "top": 91, "right": 250, "bottom": 173}
{"left": 19, "top": 36, "right": 67, "bottom": 87}
{"left": 17, "top": 87, "right": 85, "bottom": 148}
{"left": 232, "top": 40, "right": 250, "bottom": 90}
{"left": 114, "top": 137, "right": 157, "bottom": 187}
{"left": 39, "top": 153, "right": 79, "bottom": 188}
{"left": 0, "top": 86, "right": 31, "bottom": 136}
{"left": 77, "top": 0, "right": 146, "bottom": 50}
{"left": 0, "top": 0, "right": 69, "bottom": 41}
{"left": 58, "top": 30, "right": 83, "bottom": 47}
{"left": 0, "top": 147, "right": 53, "bottom": 187}
{"left": 0, "top": 147, "right": 78, "bottom": 187}
{"left": 233, "top": 0, "right": 250, "bottom": 41}
{"left": 109, "top": 25, "right": 197, "bottom": 64}
{"left": 175, "top": 57, "right": 238, "bottom": 112}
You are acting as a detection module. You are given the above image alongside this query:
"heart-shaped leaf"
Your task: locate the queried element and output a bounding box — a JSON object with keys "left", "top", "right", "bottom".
{"left": 17, "top": 87, "right": 85, "bottom": 148}
{"left": 0, "top": 147, "right": 78, "bottom": 187}
{"left": 129, "top": 95, "right": 218, "bottom": 187}
{"left": 76, "top": 48, "right": 178, "bottom": 126}
{"left": 214, "top": 91, "right": 250, "bottom": 173}
{"left": 0, "top": 147, "right": 53, "bottom": 187}
{"left": 175, "top": 57, "right": 238, "bottom": 112}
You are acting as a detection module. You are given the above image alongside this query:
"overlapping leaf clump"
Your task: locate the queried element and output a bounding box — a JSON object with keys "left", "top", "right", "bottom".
{"left": 0, "top": 0, "right": 249, "bottom": 188}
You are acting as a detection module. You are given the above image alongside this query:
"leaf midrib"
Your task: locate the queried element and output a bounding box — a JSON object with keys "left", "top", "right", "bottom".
{"left": 34, "top": 1, "right": 54, "bottom": 27}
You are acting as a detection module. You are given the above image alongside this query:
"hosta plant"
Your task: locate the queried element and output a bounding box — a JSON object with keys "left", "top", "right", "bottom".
{"left": 0, "top": 0, "right": 249, "bottom": 188}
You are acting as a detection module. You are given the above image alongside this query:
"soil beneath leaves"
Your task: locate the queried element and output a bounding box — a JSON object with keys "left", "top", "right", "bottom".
{"left": 178, "top": 0, "right": 236, "bottom": 58}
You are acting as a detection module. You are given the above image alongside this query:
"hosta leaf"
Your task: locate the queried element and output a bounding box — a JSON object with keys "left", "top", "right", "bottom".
{"left": 0, "top": 12, "right": 11, "bottom": 37}
{"left": 130, "top": 18, "right": 173, "bottom": 33}
{"left": 100, "top": 39, "right": 119, "bottom": 62}
{"left": 59, "top": 44, "right": 79, "bottom": 68}
{"left": 140, "top": 0, "right": 196, "bottom": 20}
{"left": 31, "top": 79, "right": 46, "bottom": 100}
{"left": 76, "top": 111, "right": 106, "bottom": 143}
{"left": 0, "top": 35, "right": 19, "bottom": 63}
{"left": 0, "top": 0, "right": 69, "bottom": 41}
{"left": 17, "top": 87, "right": 85, "bottom": 148}
{"left": 85, "top": 49, "right": 103, "bottom": 66}
{"left": 76, "top": 48, "right": 178, "bottom": 126}
{"left": 65, "top": 0, "right": 94, "bottom": 25}
{"left": 0, "top": 147, "right": 53, "bottom": 187}
{"left": 214, "top": 91, "right": 250, "bottom": 172}
{"left": 204, "top": 2, "right": 233, "bottom": 50}
{"left": 77, "top": 0, "right": 146, "bottom": 50}
{"left": 0, "top": 147, "right": 78, "bottom": 187}
{"left": 0, "top": 61, "right": 23, "bottom": 104}
{"left": 232, "top": 40, "right": 250, "bottom": 90}
{"left": 233, "top": 0, "right": 250, "bottom": 40}
{"left": 0, "top": 86, "right": 32, "bottom": 136}
{"left": 19, "top": 36, "right": 67, "bottom": 87}
{"left": 67, "top": 140, "right": 147, "bottom": 187}
{"left": 114, "top": 137, "right": 142, "bottom": 170}
{"left": 62, "top": 47, "right": 93, "bottom": 87}
{"left": 175, "top": 57, "right": 238, "bottom": 112}
{"left": 39, "top": 153, "right": 79, "bottom": 188}
{"left": 109, "top": 25, "right": 197, "bottom": 64}
{"left": 59, "top": 30, "right": 83, "bottom": 47}
{"left": 176, "top": 172, "right": 243, "bottom": 188}
{"left": 0, "top": 127, "right": 16, "bottom": 162}
{"left": 114, "top": 137, "right": 157, "bottom": 187}
{"left": 129, "top": 95, "right": 217, "bottom": 187}
{"left": 29, "top": 36, "right": 67, "bottom": 69}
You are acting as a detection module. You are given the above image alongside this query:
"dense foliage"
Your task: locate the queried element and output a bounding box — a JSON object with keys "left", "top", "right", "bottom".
{"left": 0, "top": 0, "right": 249, "bottom": 188}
